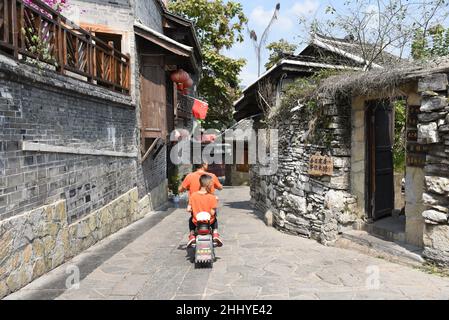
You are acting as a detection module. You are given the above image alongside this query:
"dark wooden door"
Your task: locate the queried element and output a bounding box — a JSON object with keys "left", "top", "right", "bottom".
{"left": 367, "top": 100, "right": 394, "bottom": 221}
{"left": 140, "top": 55, "right": 167, "bottom": 151}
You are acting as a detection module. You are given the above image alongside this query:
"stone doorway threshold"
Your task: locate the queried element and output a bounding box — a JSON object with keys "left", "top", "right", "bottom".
{"left": 365, "top": 215, "right": 406, "bottom": 243}
{"left": 334, "top": 215, "right": 425, "bottom": 268}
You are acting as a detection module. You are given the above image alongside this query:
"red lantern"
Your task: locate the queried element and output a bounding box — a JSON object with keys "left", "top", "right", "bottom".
{"left": 179, "top": 70, "right": 189, "bottom": 83}
{"left": 184, "top": 77, "right": 194, "bottom": 89}
{"left": 170, "top": 69, "right": 184, "bottom": 83}
{"left": 172, "top": 69, "right": 191, "bottom": 92}
{"left": 177, "top": 82, "right": 184, "bottom": 91}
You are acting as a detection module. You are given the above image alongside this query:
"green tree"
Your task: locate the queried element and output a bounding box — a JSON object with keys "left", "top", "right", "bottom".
{"left": 393, "top": 99, "right": 406, "bottom": 172}
{"left": 168, "top": 0, "right": 247, "bottom": 129}
{"left": 412, "top": 25, "right": 449, "bottom": 60}
{"left": 265, "top": 39, "right": 298, "bottom": 70}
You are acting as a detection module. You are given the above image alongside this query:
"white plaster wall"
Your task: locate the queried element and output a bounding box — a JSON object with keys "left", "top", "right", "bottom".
{"left": 350, "top": 96, "right": 366, "bottom": 218}
{"left": 404, "top": 91, "right": 425, "bottom": 247}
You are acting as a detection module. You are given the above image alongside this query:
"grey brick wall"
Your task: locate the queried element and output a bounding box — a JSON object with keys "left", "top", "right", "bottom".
{"left": 0, "top": 59, "right": 167, "bottom": 224}
{"left": 134, "top": 0, "right": 163, "bottom": 32}
{"left": 137, "top": 145, "right": 167, "bottom": 198}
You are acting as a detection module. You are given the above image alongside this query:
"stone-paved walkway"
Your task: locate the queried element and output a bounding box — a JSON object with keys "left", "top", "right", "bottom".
{"left": 5, "top": 187, "right": 449, "bottom": 300}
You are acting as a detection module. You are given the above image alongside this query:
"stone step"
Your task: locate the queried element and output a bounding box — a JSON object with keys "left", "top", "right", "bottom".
{"left": 358, "top": 217, "right": 407, "bottom": 244}
{"left": 334, "top": 230, "right": 425, "bottom": 268}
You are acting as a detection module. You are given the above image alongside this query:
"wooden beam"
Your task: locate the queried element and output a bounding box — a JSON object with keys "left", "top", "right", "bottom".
{"left": 141, "top": 137, "right": 161, "bottom": 164}
{"left": 134, "top": 28, "right": 190, "bottom": 58}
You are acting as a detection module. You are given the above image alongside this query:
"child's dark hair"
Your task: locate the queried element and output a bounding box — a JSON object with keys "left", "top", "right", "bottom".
{"left": 194, "top": 161, "right": 208, "bottom": 171}
{"left": 200, "top": 174, "right": 212, "bottom": 188}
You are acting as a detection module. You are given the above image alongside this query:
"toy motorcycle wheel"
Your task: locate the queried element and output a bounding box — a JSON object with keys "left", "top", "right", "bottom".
{"left": 195, "top": 261, "right": 213, "bottom": 269}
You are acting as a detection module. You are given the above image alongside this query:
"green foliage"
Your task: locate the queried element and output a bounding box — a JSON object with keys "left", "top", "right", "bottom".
{"left": 412, "top": 25, "right": 449, "bottom": 60}
{"left": 279, "top": 69, "right": 344, "bottom": 120}
{"left": 21, "top": 27, "right": 58, "bottom": 68}
{"left": 198, "top": 49, "right": 246, "bottom": 129}
{"left": 393, "top": 99, "right": 406, "bottom": 173}
{"left": 169, "top": 0, "right": 248, "bottom": 129}
{"left": 168, "top": 167, "right": 181, "bottom": 196}
{"left": 265, "top": 39, "right": 298, "bottom": 70}
{"left": 276, "top": 69, "right": 345, "bottom": 148}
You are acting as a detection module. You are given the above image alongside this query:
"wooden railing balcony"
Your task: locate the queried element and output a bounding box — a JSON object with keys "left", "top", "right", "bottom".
{"left": 0, "top": 0, "right": 130, "bottom": 94}
{"left": 176, "top": 92, "right": 192, "bottom": 119}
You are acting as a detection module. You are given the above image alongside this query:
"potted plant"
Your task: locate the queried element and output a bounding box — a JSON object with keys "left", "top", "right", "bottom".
{"left": 168, "top": 169, "right": 181, "bottom": 204}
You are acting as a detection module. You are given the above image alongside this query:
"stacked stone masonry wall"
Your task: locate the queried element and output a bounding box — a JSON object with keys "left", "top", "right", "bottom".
{"left": 250, "top": 97, "right": 358, "bottom": 245}
{"left": 417, "top": 73, "right": 449, "bottom": 266}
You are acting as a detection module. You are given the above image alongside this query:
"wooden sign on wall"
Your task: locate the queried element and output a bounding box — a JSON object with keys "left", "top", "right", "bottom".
{"left": 406, "top": 153, "right": 426, "bottom": 167}
{"left": 309, "top": 154, "right": 334, "bottom": 177}
{"left": 406, "top": 105, "right": 426, "bottom": 168}
{"left": 407, "top": 105, "right": 420, "bottom": 127}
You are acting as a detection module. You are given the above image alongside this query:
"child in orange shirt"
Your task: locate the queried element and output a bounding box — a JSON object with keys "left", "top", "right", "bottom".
{"left": 187, "top": 174, "right": 223, "bottom": 248}
{"left": 179, "top": 162, "right": 223, "bottom": 196}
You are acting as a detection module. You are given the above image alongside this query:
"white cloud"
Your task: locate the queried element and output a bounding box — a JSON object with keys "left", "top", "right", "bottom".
{"left": 291, "top": 0, "right": 320, "bottom": 16}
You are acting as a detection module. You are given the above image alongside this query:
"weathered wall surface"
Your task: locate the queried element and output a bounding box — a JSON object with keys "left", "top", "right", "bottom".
{"left": 416, "top": 73, "right": 449, "bottom": 266}
{"left": 0, "top": 56, "right": 168, "bottom": 297}
{"left": 0, "top": 59, "right": 138, "bottom": 223}
{"left": 134, "top": 0, "right": 164, "bottom": 32}
{"left": 230, "top": 167, "right": 250, "bottom": 186}
{"left": 250, "top": 96, "right": 358, "bottom": 245}
{"left": 0, "top": 186, "right": 159, "bottom": 298}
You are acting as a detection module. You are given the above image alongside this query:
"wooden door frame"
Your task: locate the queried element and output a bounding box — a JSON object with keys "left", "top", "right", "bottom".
{"left": 365, "top": 99, "right": 395, "bottom": 222}
{"left": 365, "top": 102, "right": 378, "bottom": 222}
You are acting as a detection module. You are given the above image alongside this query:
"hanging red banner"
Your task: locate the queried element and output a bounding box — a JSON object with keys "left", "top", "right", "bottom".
{"left": 192, "top": 99, "right": 209, "bottom": 120}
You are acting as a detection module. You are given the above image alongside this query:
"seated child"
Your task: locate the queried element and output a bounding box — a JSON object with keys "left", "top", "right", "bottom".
{"left": 187, "top": 174, "right": 223, "bottom": 248}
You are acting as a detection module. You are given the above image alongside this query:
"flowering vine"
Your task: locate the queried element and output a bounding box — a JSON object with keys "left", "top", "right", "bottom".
{"left": 23, "top": 0, "right": 69, "bottom": 13}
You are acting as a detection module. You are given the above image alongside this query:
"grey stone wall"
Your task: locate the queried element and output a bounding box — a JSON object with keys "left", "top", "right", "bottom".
{"left": 0, "top": 56, "right": 167, "bottom": 224}
{"left": 134, "top": 0, "right": 164, "bottom": 32}
{"left": 0, "top": 54, "right": 170, "bottom": 297}
{"left": 250, "top": 96, "right": 358, "bottom": 244}
{"left": 416, "top": 73, "right": 449, "bottom": 266}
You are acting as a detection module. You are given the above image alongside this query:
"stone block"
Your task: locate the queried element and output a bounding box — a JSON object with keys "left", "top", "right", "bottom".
{"left": 264, "top": 210, "right": 273, "bottom": 227}
{"left": 43, "top": 236, "right": 56, "bottom": 255}
{"left": 439, "top": 124, "right": 449, "bottom": 133}
{"left": 425, "top": 176, "right": 449, "bottom": 195}
{"left": 329, "top": 174, "right": 350, "bottom": 190}
{"left": 418, "top": 112, "right": 447, "bottom": 123}
{"left": 421, "top": 90, "right": 439, "bottom": 97}
{"left": 420, "top": 96, "right": 448, "bottom": 112}
{"left": 32, "top": 239, "right": 44, "bottom": 258}
{"left": 22, "top": 244, "right": 32, "bottom": 264}
{"left": 418, "top": 74, "right": 449, "bottom": 92}
{"left": 423, "top": 209, "right": 447, "bottom": 224}
{"left": 76, "top": 221, "right": 90, "bottom": 239}
{"left": 0, "top": 280, "right": 9, "bottom": 298}
{"left": 423, "top": 224, "right": 449, "bottom": 265}
{"left": 285, "top": 194, "right": 307, "bottom": 214}
{"left": 418, "top": 122, "right": 439, "bottom": 144}
{"left": 32, "top": 258, "right": 46, "bottom": 279}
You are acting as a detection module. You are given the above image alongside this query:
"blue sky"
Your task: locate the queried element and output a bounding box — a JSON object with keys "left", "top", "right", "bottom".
{"left": 226, "top": 0, "right": 335, "bottom": 87}
{"left": 227, "top": 0, "right": 449, "bottom": 88}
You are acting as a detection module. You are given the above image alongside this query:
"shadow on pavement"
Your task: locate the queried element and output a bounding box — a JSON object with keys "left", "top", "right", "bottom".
{"left": 8, "top": 205, "right": 177, "bottom": 300}
{"left": 224, "top": 200, "right": 267, "bottom": 224}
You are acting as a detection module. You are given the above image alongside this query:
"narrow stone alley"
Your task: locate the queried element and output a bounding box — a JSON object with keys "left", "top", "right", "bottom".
{"left": 5, "top": 187, "right": 449, "bottom": 300}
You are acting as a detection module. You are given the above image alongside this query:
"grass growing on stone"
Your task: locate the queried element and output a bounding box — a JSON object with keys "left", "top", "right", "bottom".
{"left": 417, "top": 262, "right": 449, "bottom": 278}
